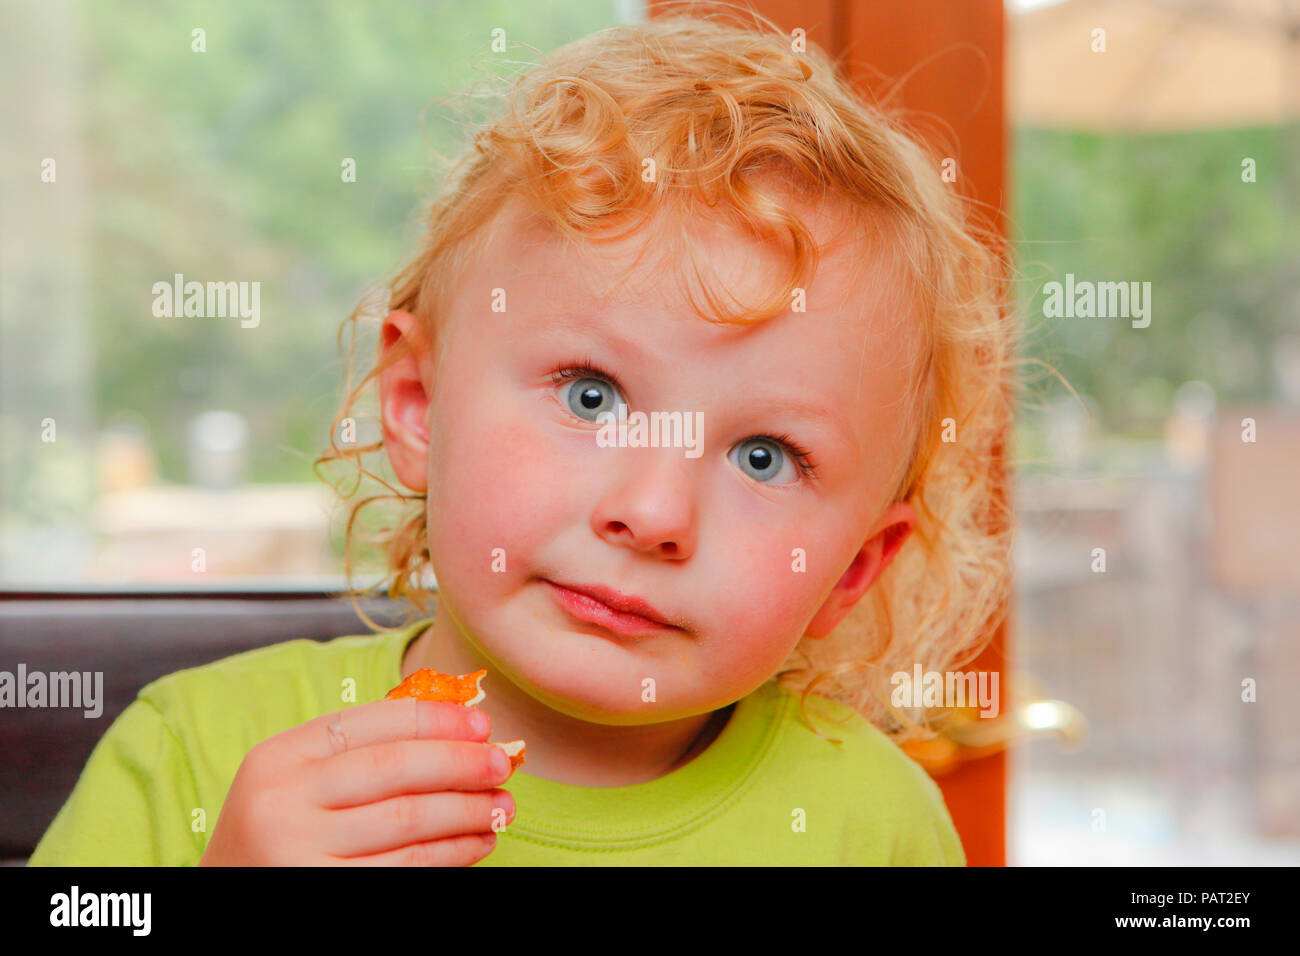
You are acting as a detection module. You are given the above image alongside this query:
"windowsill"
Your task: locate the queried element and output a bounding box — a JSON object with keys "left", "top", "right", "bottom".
{"left": 0, "top": 576, "right": 437, "bottom": 597}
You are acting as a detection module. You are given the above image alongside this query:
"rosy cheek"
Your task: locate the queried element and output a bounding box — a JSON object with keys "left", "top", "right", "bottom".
{"left": 435, "top": 413, "right": 557, "bottom": 560}
{"left": 715, "top": 533, "right": 816, "bottom": 648}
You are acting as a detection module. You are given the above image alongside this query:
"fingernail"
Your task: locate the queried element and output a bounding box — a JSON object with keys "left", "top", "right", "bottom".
{"left": 470, "top": 710, "right": 489, "bottom": 735}
{"left": 490, "top": 746, "right": 511, "bottom": 778}
{"left": 495, "top": 792, "right": 516, "bottom": 819}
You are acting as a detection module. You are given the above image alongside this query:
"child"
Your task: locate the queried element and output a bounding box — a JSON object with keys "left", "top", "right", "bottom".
{"left": 31, "top": 11, "right": 1013, "bottom": 866}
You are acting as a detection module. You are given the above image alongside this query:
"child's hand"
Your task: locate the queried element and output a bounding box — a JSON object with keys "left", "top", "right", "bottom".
{"left": 199, "top": 698, "right": 516, "bottom": 866}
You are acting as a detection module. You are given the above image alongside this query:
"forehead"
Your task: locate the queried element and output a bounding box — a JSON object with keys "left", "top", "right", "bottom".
{"left": 480, "top": 191, "right": 919, "bottom": 342}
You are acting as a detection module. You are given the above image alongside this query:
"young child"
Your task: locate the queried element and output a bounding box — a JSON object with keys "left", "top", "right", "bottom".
{"left": 31, "top": 12, "right": 1013, "bottom": 866}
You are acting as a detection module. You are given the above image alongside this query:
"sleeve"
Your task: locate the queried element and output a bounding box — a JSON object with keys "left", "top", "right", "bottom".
{"left": 27, "top": 697, "right": 205, "bottom": 867}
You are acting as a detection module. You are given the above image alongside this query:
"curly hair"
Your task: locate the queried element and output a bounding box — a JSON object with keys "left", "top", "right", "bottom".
{"left": 315, "top": 5, "right": 1019, "bottom": 744}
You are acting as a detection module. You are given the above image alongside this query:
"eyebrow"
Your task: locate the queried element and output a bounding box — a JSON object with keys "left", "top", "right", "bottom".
{"left": 739, "top": 394, "right": 857, "bottom": 452}
{"left": 537, "top": 310, "right": 856, "bottom": 454}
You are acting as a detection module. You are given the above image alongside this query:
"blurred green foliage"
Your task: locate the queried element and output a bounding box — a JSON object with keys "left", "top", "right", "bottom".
{"left": 1010, "top": 126, "right": 1297, "bottom": 441}
{"left": 84, "top": 0, "right": 622, "bottom": 485}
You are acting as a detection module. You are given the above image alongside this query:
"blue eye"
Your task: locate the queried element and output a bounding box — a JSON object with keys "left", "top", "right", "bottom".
{"left": 565, "top": 377, "right": 619, "bottom": 422}
{"left": 732, "top": 437, "right": 798, "bottom": 484}
{"left": 550, "top": 363, "right": 626, "bottom": 423}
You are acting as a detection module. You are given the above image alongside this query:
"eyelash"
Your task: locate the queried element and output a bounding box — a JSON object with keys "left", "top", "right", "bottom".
{"left": 548, "top": 356, "right": 820, "bottom": 482}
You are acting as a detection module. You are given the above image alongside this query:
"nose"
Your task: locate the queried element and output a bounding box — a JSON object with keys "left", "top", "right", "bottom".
{"left": 590, "top": 446, "right": 697, "bottom": 560}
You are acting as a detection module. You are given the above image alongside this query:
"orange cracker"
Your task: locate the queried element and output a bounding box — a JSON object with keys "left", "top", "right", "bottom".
{"left": 384, "top": 667, "right": 526, "bottom": 770}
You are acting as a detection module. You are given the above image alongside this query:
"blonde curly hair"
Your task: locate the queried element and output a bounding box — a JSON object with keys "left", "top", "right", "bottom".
{"left": 315, "top": 6, "right": 1018, "bottom": 744}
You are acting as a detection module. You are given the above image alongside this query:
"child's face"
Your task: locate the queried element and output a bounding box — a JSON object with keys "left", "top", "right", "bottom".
{"left": 381, "top": 196, "right": 923, "bottom": 724}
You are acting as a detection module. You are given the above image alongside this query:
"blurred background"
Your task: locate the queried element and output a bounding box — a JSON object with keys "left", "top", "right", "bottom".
{"left": 1, "top": 0, "right": 1296, "bottom": 864}
{"left": 1006, "top": 0, "right": 1299, "bottom": 865}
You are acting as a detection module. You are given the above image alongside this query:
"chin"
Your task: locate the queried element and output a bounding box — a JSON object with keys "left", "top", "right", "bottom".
{"left": 496, "top": 658, "right": 661, "bottom": 722}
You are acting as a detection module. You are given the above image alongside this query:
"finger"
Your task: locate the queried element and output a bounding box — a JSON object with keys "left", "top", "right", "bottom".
{"left": 332, "top": 832, "right": 498, "bottom": 867}
{"left": 324, "top": 789, "right": 514, "bottom": 857}
{"left": 291, "top": 697, "right": 490, "bottom": 762}
{"left": 312, "top": 739, "right": 513, "bottom": 809}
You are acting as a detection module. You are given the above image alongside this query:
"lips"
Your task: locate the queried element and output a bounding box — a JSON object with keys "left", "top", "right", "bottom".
{"left": 543, "top": 579, "right": 684, "bottom": 636}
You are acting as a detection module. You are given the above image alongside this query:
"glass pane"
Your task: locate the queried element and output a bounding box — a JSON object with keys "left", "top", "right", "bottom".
{"left": 0, "top": 0, "right": 640, "bottom": 590}
{"left": 1007, "top": 0, "right": 1300, "bottom": 863}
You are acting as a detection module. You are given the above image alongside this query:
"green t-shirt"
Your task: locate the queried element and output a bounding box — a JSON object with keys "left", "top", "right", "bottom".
{"left": 29, "top": 618, "right": 965, "bottom": 866}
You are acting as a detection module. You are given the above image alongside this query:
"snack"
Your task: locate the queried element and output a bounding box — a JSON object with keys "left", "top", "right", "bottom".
{"left": 385, "top": 668, "right": 526, "bottom": 770}
{"left": 385, "top": 668, "right": 488, "bottom": 707}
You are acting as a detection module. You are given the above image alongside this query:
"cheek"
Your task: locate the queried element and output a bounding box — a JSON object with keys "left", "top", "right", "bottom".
{"left": 427, "top": 407, "right": 560, "bottom": 574}
{"left": 712, "top": 524, "right": 826, "bottom": 652}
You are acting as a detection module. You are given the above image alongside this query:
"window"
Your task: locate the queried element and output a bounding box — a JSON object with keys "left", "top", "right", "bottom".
{"left": 1007, "top": 0, "right": 1300, "bottom": 864}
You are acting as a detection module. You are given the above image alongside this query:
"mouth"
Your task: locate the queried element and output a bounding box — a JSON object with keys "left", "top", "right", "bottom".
{"left": 542, "top": 579, "right": 685, "bottom": 637}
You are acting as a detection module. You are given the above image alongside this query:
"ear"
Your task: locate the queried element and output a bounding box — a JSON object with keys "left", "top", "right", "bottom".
{"left": 803, "top": 501, "right": 916, "bottom": 640}
{"left": 378, "top": 310, "right": 434, "bottom": 493}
